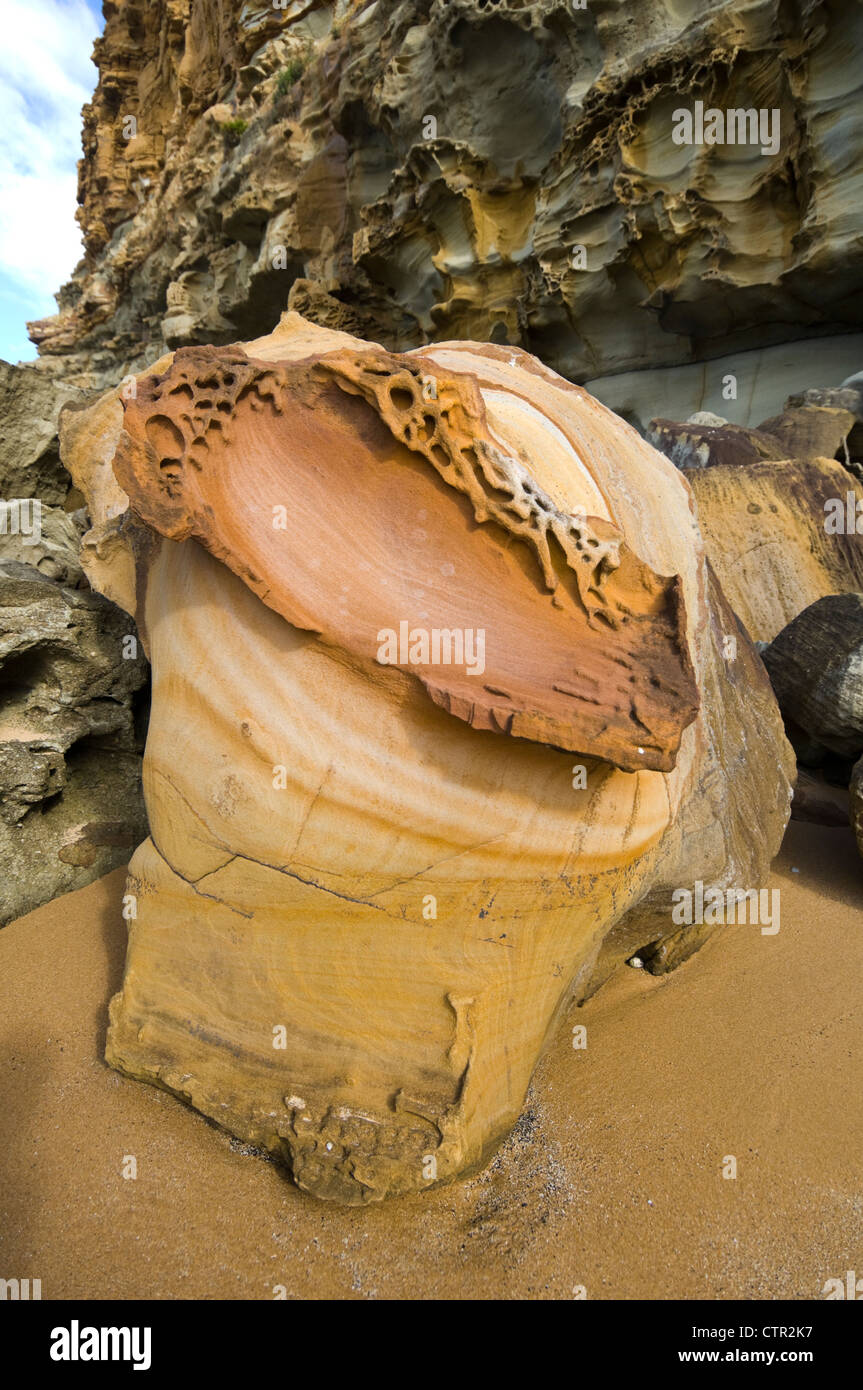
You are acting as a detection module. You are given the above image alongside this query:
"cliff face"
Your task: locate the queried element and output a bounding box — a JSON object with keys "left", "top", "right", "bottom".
{"left": 29, "top": 0, "right": 863, "bottom": 423}
{"left": 0, "top": 358, "right": 149, "bottom": 927}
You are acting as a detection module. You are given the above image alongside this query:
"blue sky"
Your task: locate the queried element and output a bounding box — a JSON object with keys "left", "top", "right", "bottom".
{"left": 0, "top": 0, "right": 104, "bottom": 363}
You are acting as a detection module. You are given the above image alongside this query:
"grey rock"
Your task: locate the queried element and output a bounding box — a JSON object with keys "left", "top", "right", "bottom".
{"left": 0, "top": 361, "right": 88, "bottom": 503}
{"left": 840, "top": 371, "right": 863, "bottom": 394}
{"left": 0, "top": 560, "right": 148, "bottom": 925}
{"left": 761, "top": 594, "right": 863, "bottom": 761}
{"left": 0, "top": 500, "right": 87, "bottom": 587}
{"left": 786, "top": 386, "right": 863, "bottom": 418}
{"left": 686, "top": 411, "right": 727, "bottom": 427}
{"left": 646, "top": 417, "right": 784, "bottom": 471}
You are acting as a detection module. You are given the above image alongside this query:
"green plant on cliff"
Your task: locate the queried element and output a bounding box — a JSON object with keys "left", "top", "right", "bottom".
{"left": 220, "top": 118, "right": 248, "bottom": 147}
{"left": 276, "top": 57, "right": 306, "bottom": 95}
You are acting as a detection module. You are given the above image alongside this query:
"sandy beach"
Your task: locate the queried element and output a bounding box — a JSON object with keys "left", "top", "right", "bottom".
{"left": 1, "top": 817, "right": 861, "bottom": 1301}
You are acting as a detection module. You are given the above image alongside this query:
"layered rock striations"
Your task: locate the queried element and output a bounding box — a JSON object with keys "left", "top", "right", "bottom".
{"left": 0, "top": 561, "right": 148, "bottom": 924}
{"left": 65, "top": 313, "right": 794, "bottom": 1201}
{"left": 0, "top": 362, "right": 149, "bottom": 925}
{"left": 645, "top": 386, "right": 863, "bottom": 643}
{"left": 763, "top": 594, "right": 863, "bottom": 760}
{"left": 27, "top": 0, "right": 863, "bottom": 426}
{"left": 682, "top": 457, "right": 863, "bottom": 644}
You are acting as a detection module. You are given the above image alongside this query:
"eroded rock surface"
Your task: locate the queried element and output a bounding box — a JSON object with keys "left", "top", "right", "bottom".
{"left": 647, "top": 417, "right": 786, "bottom": 472}
{"left": 762, "top": 594, "right": 863, "bottom": 760}
{"left": 0, "top": 503, "right": 88, "bottom": 588}
{"left": 682, "top": 458, "right": 863, "bottom": 643}
{"left": 65, "top": 313, "right": 794, "bottom": 1202}
{"left": 0, "top": 364, "right": 148, "bottom": 925}
{"left": 0, "top": 561, "right": 148, "bottom": 925}
{"left": 0, "top": 361, "right": 88, "bottom": 503}
{"left": 27, "top": 0, "right": 863, "bottom": 422}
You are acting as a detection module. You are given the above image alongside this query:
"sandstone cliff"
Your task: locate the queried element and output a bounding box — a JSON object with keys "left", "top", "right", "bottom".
{"left": 27, "top": 0, "right": 863, "bottom": 428}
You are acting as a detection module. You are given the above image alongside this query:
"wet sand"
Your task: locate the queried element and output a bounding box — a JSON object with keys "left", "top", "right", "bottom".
{"left": 1, "top": 819, "right": 861, "bottom": 1300}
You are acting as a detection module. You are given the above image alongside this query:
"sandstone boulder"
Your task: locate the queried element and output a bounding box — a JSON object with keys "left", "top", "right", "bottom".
{"left": 757, "top": 405, "right": 858, "bottom": 465}
{"left": 65, "top": 313, "right": 793, "bottom": 1202}
{"left": 683, "top": 459, "right": 863, "bottom": 642}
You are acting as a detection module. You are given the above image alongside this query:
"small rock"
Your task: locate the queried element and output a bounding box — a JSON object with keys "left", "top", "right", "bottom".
{"left": 687, "top": 410, "right": 727, "bottom": 426}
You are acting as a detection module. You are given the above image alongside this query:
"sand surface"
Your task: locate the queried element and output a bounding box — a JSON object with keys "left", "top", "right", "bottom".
{"left": 1, "top": 819, "right": 862, "bottom": 1301}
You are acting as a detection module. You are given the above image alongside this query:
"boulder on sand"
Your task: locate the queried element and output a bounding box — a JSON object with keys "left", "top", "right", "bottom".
{"left": 62, "top": 312, "right": 794, "bottom": 1202}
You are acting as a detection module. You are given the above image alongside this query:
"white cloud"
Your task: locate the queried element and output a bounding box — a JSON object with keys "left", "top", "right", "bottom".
{"left": 0, "top": 0, "right": 99, "bottom": 300}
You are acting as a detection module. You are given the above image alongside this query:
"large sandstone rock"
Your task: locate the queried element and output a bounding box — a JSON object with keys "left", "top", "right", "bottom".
{"left": 683, "top": 459, "right": 863, "bottom": 642}
{"left": 65, "top": 312, "right": 793, "bottom": 1202}
{"left": 25, "top": 0, "right": 863, "bottom": 422}
{"left": 758, "top": 405, "right": 859, "bottom": 465}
